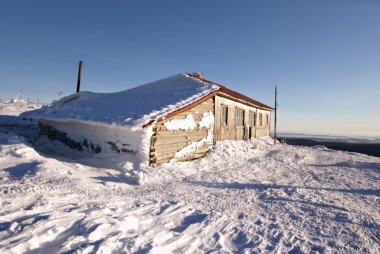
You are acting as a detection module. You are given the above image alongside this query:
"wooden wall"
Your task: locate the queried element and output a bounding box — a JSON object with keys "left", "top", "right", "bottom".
{"left": 150, "top": 98, "right": 214, "bottom": 165}
{"left": 214, "top": 95, "right": 271, "bottom": 141}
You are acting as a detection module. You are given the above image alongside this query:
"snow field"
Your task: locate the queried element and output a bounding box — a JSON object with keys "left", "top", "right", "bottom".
{"left": 1, "top": 130, "right": 379, "bottom": 253}
{"left": 0, "top": 102, "right": 379, "bottom": 253}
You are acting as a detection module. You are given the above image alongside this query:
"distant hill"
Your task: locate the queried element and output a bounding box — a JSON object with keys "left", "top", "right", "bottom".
{"left": 280, "top": 137, "right": 380, "bottom": 158}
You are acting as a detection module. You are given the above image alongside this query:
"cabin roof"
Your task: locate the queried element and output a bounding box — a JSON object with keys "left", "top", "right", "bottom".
{"left": 23, "top": 73, "right": 273, "bottom": 129}
{"left": 187, "top": 73, "right": 273, "bottom": 111}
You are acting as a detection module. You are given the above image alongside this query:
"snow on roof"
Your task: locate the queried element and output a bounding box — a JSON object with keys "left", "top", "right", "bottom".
{"left": 23, "top": 73, "right": 273, "bottom": 129}
{"left": 23, "top": 73, "right": 219, "bottom": 129}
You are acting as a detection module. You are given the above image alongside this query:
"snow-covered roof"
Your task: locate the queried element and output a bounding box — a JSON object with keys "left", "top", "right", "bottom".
{"left": 23, "top": 73, "right": 273, "bottom": 129}
{"left": 23, "top": 74, "right": 219, "bottom": 128}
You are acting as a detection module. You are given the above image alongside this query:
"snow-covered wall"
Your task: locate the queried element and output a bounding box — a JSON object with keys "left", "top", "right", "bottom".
{"left": 150, "top": 98, "right": 214, "bottom": 164}
{"left": 39, "top": 119, "right": 152, "bottom": 167}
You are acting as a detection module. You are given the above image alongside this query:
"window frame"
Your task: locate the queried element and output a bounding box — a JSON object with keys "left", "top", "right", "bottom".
{"left": 249, "top": 110, "right": 256, "bottom": 127}
{"left": 221, "top": 105, "right": 228, "bottom": 126}
{"left": 235, "top": 108, "right": 244, "bottom": 127}
{"left": 259, "top": 113, "right": 263, "bottom": 127}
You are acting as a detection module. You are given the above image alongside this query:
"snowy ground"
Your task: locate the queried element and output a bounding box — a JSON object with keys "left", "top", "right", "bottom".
{"left": 0, "top": 104, "right": 380, "bottom": 253}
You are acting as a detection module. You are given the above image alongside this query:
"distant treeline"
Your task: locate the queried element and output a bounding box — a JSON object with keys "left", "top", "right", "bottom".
{"left": 280, "top": 138, "right": 380, "bottom": 158}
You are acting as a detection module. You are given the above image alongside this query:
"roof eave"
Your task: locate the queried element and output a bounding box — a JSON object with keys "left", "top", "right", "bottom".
{"left": 187, "top": 73, "right": 274, "bottom": 111}
{"left": 216, "top": 91, "right": 274, "bottom": 111}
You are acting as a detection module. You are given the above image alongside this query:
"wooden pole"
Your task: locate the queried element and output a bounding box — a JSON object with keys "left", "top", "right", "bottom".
{"left": 76, "top": 61, "right": 83, "bottom": 93}
{"left": 274, "top": 86, "right": 278, "bottom": 145}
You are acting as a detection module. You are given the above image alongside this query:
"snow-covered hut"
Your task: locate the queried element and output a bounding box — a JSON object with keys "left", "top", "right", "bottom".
{"left": 23, "top": 73, "right": 273, "bottom": 166}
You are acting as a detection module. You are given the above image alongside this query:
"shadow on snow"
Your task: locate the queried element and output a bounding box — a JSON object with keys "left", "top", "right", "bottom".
{"left": 3, "top": 162, "right": 39, "bottom": 179}
{"left": 185, "top": 181, "right": 380, "bottom": 197}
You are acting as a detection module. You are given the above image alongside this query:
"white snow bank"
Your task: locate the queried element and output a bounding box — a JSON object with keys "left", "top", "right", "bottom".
{"left": 22, "top": 74, "right": 219, "bottom": 129}
{"left": 39, "top": 119, "right": 153, "bottom": 168}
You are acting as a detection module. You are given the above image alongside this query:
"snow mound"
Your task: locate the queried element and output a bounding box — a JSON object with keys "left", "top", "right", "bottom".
{"left": 22, "top": 73, "right": 219, "bottom": 128}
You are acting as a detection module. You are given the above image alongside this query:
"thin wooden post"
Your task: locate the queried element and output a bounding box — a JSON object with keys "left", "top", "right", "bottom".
{"left": 76, "top": 61, "right": 83, "bottom": 93}
{"left": 274, "top": 86, "right": 278, "bottom": 145}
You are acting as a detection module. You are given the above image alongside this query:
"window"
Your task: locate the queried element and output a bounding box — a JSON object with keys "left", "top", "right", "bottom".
{"left": 266, "top": 114, "right": 269, "bottom": 126}
{"left": 235, "top": 108, "right": 244, "bottom": 126}
{"left": 221, "top": 105, "right": 228, "bottom": 125}
{"left": 259, "top": 113, "right": 263, "bottom": 127}
{"left": 249, "top": 111, "right": 256, "bottom": 127}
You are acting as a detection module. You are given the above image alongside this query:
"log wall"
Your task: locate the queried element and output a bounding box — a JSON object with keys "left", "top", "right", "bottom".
{"left": 150, "top": 98, "right": 214, "bottom": 165}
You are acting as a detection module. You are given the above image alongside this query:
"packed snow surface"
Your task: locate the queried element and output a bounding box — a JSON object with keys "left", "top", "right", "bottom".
{"left": 1, "top": 106, "right": 380, "bottom": 253}
{"left": 22, "top": 74, "right": 219, "bottom": 128}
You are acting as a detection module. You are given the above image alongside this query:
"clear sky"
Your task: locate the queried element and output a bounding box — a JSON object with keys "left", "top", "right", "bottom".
{"left": 0, "top": 0, "right": 379, "bottom": 137}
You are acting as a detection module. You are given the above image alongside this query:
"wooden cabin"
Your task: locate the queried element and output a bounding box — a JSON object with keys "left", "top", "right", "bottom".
{"left": 145, "top": 73, "right": 273, "bottom": 164}
{"left": 24, "top": 73, "right": 273, "bottom": 166}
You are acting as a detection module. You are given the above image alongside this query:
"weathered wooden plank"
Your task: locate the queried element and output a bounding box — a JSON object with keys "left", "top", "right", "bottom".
{"left": 194, "top": 99, "right": 214, "bottom": 106}
{"left": 187, "top": 105, "right": 214, "bottom": 110}
{"left": 153, "top": 146, "right": 211, "bottom": 158}
{"left": 153, "top": 152, "right": 176, "bottom": 162}
{"left": 155, "top": 128, "right": 208, "bottom": 137}
{"left": 152, "top": 136, "right": 189, "bottom": 144}
{"left": 153, "top": 136, "right": 204, "bottom": 145}
{"left": 152, "top": 144, "right": 188, "bottom": 152}
{"left": 152, "top": 143, "right": 211, "bottom": 158}
{"left": 151, "top": 146, "right": 186, "bottom": 154}
{"left": 151, "top": 142, "right": 188, "bottom": 150}
{"left": 151, "top": 151, "right": 177, "bottom": 158}
{"left": 152, "top": 137, "right": 189, "bottom": 146}
{"left": 152, "top": 149, "right": 211, "bottom": 164}
{"left": 154, "top": 137, "right": 205, "bottom": 146}
{"left": 151, "top": 157, "right": 170, "bottom": 164}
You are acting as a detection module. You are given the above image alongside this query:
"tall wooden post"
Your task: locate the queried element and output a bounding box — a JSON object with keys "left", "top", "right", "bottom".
{"left": 274, "top": 86, "right": 278, "bottom": 145}
{"left": 76, "top": 61, "right": 83, "bottom": 93}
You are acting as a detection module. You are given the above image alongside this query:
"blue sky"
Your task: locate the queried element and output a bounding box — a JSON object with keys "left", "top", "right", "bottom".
{"left": 0, "top": 1, "right": 379, "bottom": 137}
